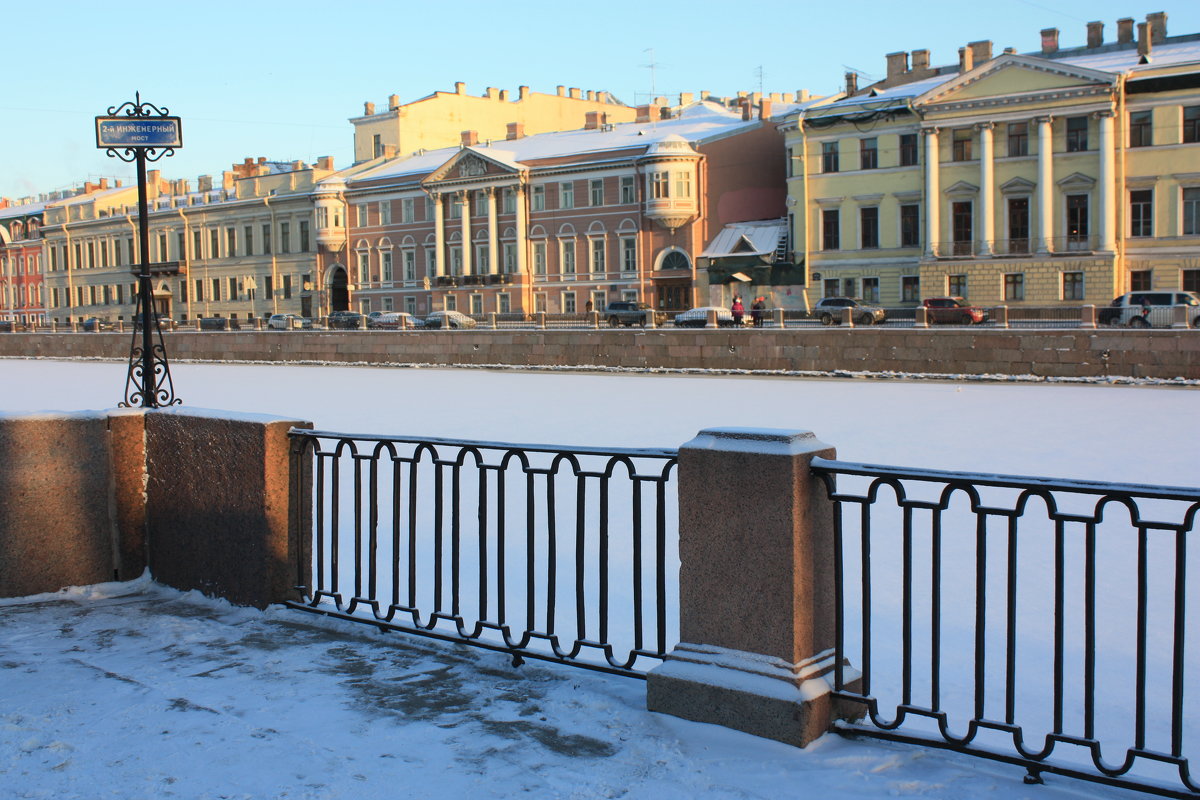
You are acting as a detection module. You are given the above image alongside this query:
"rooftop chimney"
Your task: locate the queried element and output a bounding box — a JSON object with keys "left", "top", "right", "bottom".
{"left": 958, "top": 46, "right": 974, "bottom": 73}
{"left": 795, "top": 89, "right": 810, "bottom": 102}
{"left": 679, "top": 91, "right": 694, "bottom": 105}
{"left": 222, "top": 171, "right": 235, "bottom": 191}
{"left": 586, "top": 90, "right": 595, "bottom": 100}
{"left": 364, "top": 101, "right": 375, "bottom": 115}
{"left": 1147, "top": 11, "right": 1167, "bottom": 43}
{"left": 519, "top": 85, "right": 530, "bottom": 100}
{"left": 886, "top": 51, "right": 909, "bottom": 80}
{"left": 844, "top": 71, "right": 858, "bottom": 96}
{"left": 1138, "top": 21, "right": 1152, "bottom": 57}
{"left": 741, "top": 98, "right": 752, "bottom": 120}
{"left": 912, "top": 49, "right": 931, "bottom": 74}
{"left": 1041, "top": 28, "right": 1059, "bottom": 55}
{"left": 584, "top": 111, "right": 601, "bottom": 130}
{"left": 454, "top": 82, "right": 466, "bottom": 94}
{"left": 486, "top": 86, "right": 499, "bottom": 99}
{"left": 460, "top": 130, "right": 478, "bottom": 147}
{"left": 758, "top": 99, "right": 772, "bottom": 120}
{"left": 569, "top": 87, "right": 581, "bottom": 99}
{"left": 316, "top": 156, "right": 334, "bottom": 170}
{"left": 969, "top": 40, "right": 992, "bottom": 65}
{"left": 382, "top": 145, "right": 397, "bottom": 158}
{"left": 506, "top": 122, "right": 525, "bottom": 140}
{"left": 1087, "top": 20, "right": 1104, "bottom": 48}
{"left": 500, "top": 89, "right": 509, "bottom": 101}
{"left": 198, "top": 175, "right": 214, "bottom": 192}
{"left": 1117, "top": 18, "right": 1134, "bottom": 44}
{"left": 387, "top": 94, "right": 399, "bottom": 111}
{"left": 557, "top": 85, "right": 565, "bottom": 96}
{"left": 635, "top": 104, "right": 657, "bottom": 122}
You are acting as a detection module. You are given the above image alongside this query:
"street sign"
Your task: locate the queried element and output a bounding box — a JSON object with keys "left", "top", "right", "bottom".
{"left": 129, "top": 261, "right": 182, "bottom": 276}
{"left": 95, "top": 116, "right": 183, "bottom": 149}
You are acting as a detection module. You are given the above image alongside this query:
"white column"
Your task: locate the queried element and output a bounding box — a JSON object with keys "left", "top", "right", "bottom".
{"left": 432, "top": 192, "right": 444, "bottom": 277}
{"left": 923, "top": 128, "right": 940, "bottom": 257}
{"left": 1097, "top": 111, "right": 1116, "bottom": 252}
{"left": 977, "top": 122, "right": 995, "bottom": 255}
{"left": 460, "top": 191, "right": 472, "bottom": 276}
{"left": 487, "top": 187, "right": 499, "bottom": 274}
{"left": 514, "top": 184, "right": 528, "bottom": 275}
{"left": 1035, "top": 116, "right": 1054, "bottom": 254}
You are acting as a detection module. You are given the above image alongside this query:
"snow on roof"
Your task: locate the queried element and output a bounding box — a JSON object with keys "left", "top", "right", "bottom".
{"left": 48, "top": 185, "right": 132, "bottom": 206}
{"left": 701, "top": 219, "right": 787, "bottom": 258}
{"left": 351, "top": 101, "right": 760, "bottom": 185}
{"left": 0, "top": 198, "right": 48, "bottom": 218}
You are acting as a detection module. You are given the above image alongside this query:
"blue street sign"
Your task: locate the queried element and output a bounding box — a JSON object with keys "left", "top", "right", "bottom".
{"left": 95, "top": 116, "right": 183, "bottom": 149}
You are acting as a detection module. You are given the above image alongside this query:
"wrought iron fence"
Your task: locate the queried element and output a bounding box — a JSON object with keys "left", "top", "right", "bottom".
{"left": 810, "top": 457, "right": 1200, "bottom": 798}
{"left": 287, "top": 429, "right": 679, "bottom": 677}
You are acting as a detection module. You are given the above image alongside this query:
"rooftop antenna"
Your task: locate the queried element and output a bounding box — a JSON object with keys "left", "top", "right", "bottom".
{"left": 755, "top": 65, "right": 765, "bottom": 95}
{"left": 643, "top": 47, "right": 660, "bottom": 127}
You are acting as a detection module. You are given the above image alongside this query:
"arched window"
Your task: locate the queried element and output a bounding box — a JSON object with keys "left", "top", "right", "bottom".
{"left": 661, "top": 250, "right": 689, "bottom": 270}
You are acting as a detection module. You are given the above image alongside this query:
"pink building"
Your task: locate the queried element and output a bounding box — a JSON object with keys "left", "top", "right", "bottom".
{"left": 0, "top": 199, "right": 47, "bottom": 325}
{"left": 317, "top": 98, "right": 803, "bottom": 317}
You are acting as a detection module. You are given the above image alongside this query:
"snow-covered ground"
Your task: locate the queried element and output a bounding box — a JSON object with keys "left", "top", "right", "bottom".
{"left": 2, "top": 358, "right": 1196, "bottom": 799}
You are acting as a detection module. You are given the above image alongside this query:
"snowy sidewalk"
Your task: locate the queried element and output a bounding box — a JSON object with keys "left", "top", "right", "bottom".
{"left": 1, "top": 577, "right": 1120, "bottom": 800}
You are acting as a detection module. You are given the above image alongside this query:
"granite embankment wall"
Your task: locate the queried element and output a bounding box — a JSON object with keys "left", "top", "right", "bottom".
{"left": 1, "top": 328, "right": 1197, "bottom": 379}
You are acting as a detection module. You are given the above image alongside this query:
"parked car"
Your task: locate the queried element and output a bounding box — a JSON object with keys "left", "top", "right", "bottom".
{"left": 922, "top": 296, "right": 988, "bottom": 325}
{"left": 813, "top": 297, "right": 887, "bottom": 326}
{"left": 267, "top": 313, "right": 312, "bottom": 330}
{"left": 604, "top": 301, "right": 667, "bottom": 327}
{"left": 1098, "top": 291, "right": 1200, "bottom": 328}
{"left": 423, "top": 310, "right": 477, "bottom": 329}
{"left": 199, "top": 317, "right": 240, "bottom": 331}
{"left": 327, "top": 310, "right": 364, "bottom": 330}
{"left": 0, "top": 319, "right": 28, "bottom": 332}
{"left": 152, "top": 314, "right": 177, "bottom": 331}
{"left": 368, "top": 311, "right": 419, "bottom": 330}
{"left": 80, "top": 317, "right": 114, "bottom": 332}
{"left": 673, "top": 306, "right": 736, "bottom": 328}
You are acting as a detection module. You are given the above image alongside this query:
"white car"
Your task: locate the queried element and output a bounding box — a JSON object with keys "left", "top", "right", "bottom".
{"left": 423, "top": 310, "right": 477, "bottom": 329}
{"left": 368, "top": 312, "right": 419, "bottom": 330}
{"left": 267, "top": 314, "right": 310, "bottom": 330}
{"left": 1098, "top": 291, "right": 1200, "bottom": 328}
{"left": 673, "top": 307, "right": 736, "bottom": 328}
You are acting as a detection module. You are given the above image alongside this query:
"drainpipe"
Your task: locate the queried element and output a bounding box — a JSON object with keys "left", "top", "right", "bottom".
{"left": 175, "top": 205, "right": 192, "bottom": 321}
{"left": 1116, "top": 73, "right": 1128, "bottom": 294}
{"left": 265, "top": 195, "right": 279, "bottom": 316}
{"left": 799, "top": 115, "right": 812, "bottom": 312}
{"left": 63, "top": 218, "right": 75, "bottom": 325}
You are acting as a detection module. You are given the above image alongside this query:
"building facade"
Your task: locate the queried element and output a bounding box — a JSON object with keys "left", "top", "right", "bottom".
{"left": 0, "top": 198, "right": 48, "bottom": 325}
{"left": 783, "top": 12, "right": 1200, "bottom": 307}
{"left": 318, "top": 98, "right": 797, "bottom": 317}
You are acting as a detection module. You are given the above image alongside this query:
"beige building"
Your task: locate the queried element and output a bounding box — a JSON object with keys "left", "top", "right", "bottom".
{"left": 350, "top": 82, "right": 637, "bottom": 163}
{"left": 783, "top": 12, "right": 1200, "bottom": 307}
{"left": 41, "top": 158, "right": 340, "bottom": 324}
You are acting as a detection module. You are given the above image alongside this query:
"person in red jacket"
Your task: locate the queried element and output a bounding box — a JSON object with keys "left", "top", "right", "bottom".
{"left": 731, "top": 296, "right": 745, "bottom": 326}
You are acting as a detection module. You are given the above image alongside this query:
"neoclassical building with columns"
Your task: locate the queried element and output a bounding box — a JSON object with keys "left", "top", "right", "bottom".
{"left": 317, "top": 98, "right": 799, "bottom": 317}
{"left": 782, "top": 11, "right": 1200, "bottom": 306}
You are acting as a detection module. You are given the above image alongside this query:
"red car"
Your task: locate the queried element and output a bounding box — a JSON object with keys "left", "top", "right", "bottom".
{"left": 922, "top": 296, "right": 988, "bottom": 325}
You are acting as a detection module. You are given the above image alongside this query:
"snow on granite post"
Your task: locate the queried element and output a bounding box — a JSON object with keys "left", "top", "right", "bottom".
{"left": 647, "top": 427, "right": 857, "bottom": 747}
{"left": 914, "top": 306, "right": 929, "bottom": 328}
{"left": 1081, "top": 304, "right": 1097, "bottom": 329}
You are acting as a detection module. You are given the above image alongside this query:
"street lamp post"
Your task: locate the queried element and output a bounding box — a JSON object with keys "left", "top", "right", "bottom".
{"left": 96, "top": 93, "right": 183, "bottom": 408}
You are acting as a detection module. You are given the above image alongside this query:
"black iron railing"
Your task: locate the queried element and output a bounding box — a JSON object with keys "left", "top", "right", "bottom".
{"left": 811, "top": 457, "right": 1199, "bottom": 798}
{"left": 287, "top": 429, "right": 679, "bottom": 677}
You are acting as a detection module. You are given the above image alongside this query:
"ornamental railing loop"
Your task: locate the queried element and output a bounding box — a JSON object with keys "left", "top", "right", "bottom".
{"left": 287, "top": 429, "right": 678, "bottom": 678}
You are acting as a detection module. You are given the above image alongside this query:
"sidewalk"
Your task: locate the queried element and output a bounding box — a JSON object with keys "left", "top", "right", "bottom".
{"left": 1, "top": 576, "right": 1114, "bottom": 800}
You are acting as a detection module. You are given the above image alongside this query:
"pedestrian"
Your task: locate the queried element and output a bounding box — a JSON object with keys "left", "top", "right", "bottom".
{"left": 731, "top": 296, "right": 745, "bottom": 326}
{"left": 585, "top": 300, "right": 593, "bottom": 313}
{"left": 751, "top": 297, "right": 765, "bottom": 327}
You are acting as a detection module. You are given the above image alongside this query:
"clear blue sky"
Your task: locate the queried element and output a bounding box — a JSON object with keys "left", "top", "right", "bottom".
{"left": 2, "top": 0, "right": 1197, "bottom": 201}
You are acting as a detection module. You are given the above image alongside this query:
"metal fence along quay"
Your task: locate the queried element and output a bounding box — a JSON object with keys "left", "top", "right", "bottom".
{"left": 810, "top": 457, "right": 1200, "bottom": 799}
{"left": 286, "top": 429, "right": 679, "bottom": 677}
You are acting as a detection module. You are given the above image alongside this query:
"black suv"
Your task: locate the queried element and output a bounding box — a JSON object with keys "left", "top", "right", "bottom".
{"left": 327, "top": 310, "right": 364, "bottom": 330}
{"left": 604, "top": 302, "right": 666, "bottom": 327}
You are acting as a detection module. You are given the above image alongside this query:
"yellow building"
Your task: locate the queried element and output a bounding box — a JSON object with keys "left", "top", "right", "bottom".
{"left": 783, "top": 12, "right": 1200, "bottom": 307}
{"left": 350, "top": 82, "right": 637, "bottom": 163}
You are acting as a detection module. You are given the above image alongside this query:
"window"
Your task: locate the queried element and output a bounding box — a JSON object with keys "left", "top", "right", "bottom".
{"left": 652, "top": 172, "right": 670, "bottom": 198}
{"left": 379, "top": 201, "right": 392, "bottom": 225}
{"left": 503, "top": 243, "right": 517, "bottom": 273}
{"left": 900, "top": 204, "right": 920, "bottom": 247}
{"left": 560, "top": 182, "right": 575, "bottom": 209}
{"left": 1185, "top": 107, "right": 1200, "bottom": 144}
{"left": 1008, "top": 197, "right": 1030, "bottom": 253}
{"left": 563, "top": 292, "right": 576, "bottom": 313}
{"left": 561, "top": 240, "right": 576, "bottom": 274}
{"left": 299, "top": 221, "right": 310, "bottom": 252}
{"left": 401, "top": 198, "right": 415, "bottom": 223}
{"left": 212, "top": 278, "right": 222, "bottom": 302}
{"left": 821, "top": 141, "right": 839, "bottom": 173}
{"left": 357, "top": 251, "right": 369, "bottom": 283}
{"left": 1062, "top": 271, "right": 1085, "bottom": 301}
{"left": 498, "top": 293, "right": 510, "bottom": 313}
{"left": 533, "top": 241, "right": 547, "bottom": 274}
{"left": 947, "top": 274, "right": 967, "bottom": 298}
{"left": 450, "top": 247, "right": 463, "bottom": 275}
{"left": 244, "top": 226, "right": 253, "bottom": 255}
{"left": 193, "top": 230, "right": 202, "bottom": 259}
{"left": 424, "top": 246, "right": 436, "bottom": 275}
{"left": 842, "top": 278, "right": 857, "bottom": 297}
{"left": 403, "top": 250, "right": 416, "bottom": 281}
{"left": 899, "top": 133, "right": 918, "bottom": 166}
{"left": 1183, "top": 188, "right": 1200, "bottom": 235}
{"left": 210, "top": 229, "right": 220, "bottom": 259}
{"left": 1130, "top": 269, "right": 1152, "bottom": 291}
{"left": 157, "top": 234, "right": 167, "bottom": 261}
{"left": 447, "top": 197, "right": 462, "bottom": 220}
{"left": 621, "top": 238, "right": 637, "bottom": 272}
{"left": 1182, "top": 269, "right": 1200, "bottom": 292}
{"left": 952, "top": 128, "right": 973, "bottom": 161}
{"left": 823, "top": 278, "right": 839, "bottom": 297}
{"left": 1066, "top": 195, "right": 1089, "bottom": 245}
{"left": 474, "top": 191, "right": 487, "bottom": 217}
{"left": 861, "top": 277, "right": 879, "bottom": 303}
{"left": 1129, "top": 111, "right": 1152, "bottom": 147}
{"left": 860, "top": 207, "right": 879, "bottom": 249}
{"left": 228, "top": 277, "right": 238, "bottom": 301}
{"left": 590, "top": 179, "right": 604, "bottom": 207}
{"left": 901, "top": 276, "right": 920, "bottom": 303}
{"left": 531, "top": 186, "right": 545, "bottom": 211}
{"left": 1066, "top": 116, "right": 1088, "bottom": 152}
{"left": 860, "top": 138, "right": 878, "bottom": 170}
{"left": 502, "top": 189, "right": 515, "bottom": 215}
{"left": 475, "top": 243, "right": 489, "bottom": 273}
{"left": 280, "top": 222, "right": 290, "bottom": 254}
{"left": 674, "top": 172, "right": 691, "bottom": 198}
{"left": 620, "top": 176, "right": 636, "bottom": 203}
{"left": 822, "top": 209, "right": 840, "bottom": 250}
{"left": 262, "top": 224, "right": 271, "bottom": 254}
{"left": 265, "top": 275, "right": 274, "bottom": 298}
{"left": 405, "top": 297, "right": 416, "bottom": 315}
{"left": 356, "top": 205, "right": 368, "bottom": 227}
{"left": 381, "top": 250, "right": 393, "bottom": 282}
{"left": 590, "top": 238, "right": 605, "bottom": 274}
{"left": 1004, "top": 273, "right": 1025, "bottom": 301}
{"left": 470, "top": 295, "right": 483, "bottom": 315}
{"left": 195, "top": 279, "right": 204, "bottom": 302}
{"left": 382, "top": 297, "right": 393, "bottom": 312}
{"left": 1130, "top": 190, "right": 1153, "bottom": 237}
{"left": 1008, "top": 122, "right": 1028, "bottom": 157}
{"left": 444, "top": 295, "right": 456, "bottom": 311}
{"left": 226, "top": 228, "right": 236, "bottom": 256}
{"left": 372, "top": 134, "right": 382, "bottom": 158}
{"left": 952, "top": 201, "right": 973, "bottom": 255}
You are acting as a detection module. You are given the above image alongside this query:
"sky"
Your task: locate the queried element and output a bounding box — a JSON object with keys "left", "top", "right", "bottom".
{"left": 2, "top": 1, "right": 1199, "bottom": 202}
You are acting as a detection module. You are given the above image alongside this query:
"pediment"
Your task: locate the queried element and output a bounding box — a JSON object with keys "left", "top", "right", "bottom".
{"left": 732, "top": 235, "right": 758, "bottom": 253}
{"left": 1000, "top": 176, "right": 1036, "bottom": 193}
{"left": 422, "top": 147, "right": 521, "bottom": 185}
{"left": 943, "top": 180, "right": 979, "bottom": 196}
{"left": 918, "top": 54, "right": 1116, "bottom": 106}
{"left": 1057, "top": 171, "right": 1096, "bottom": 189}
